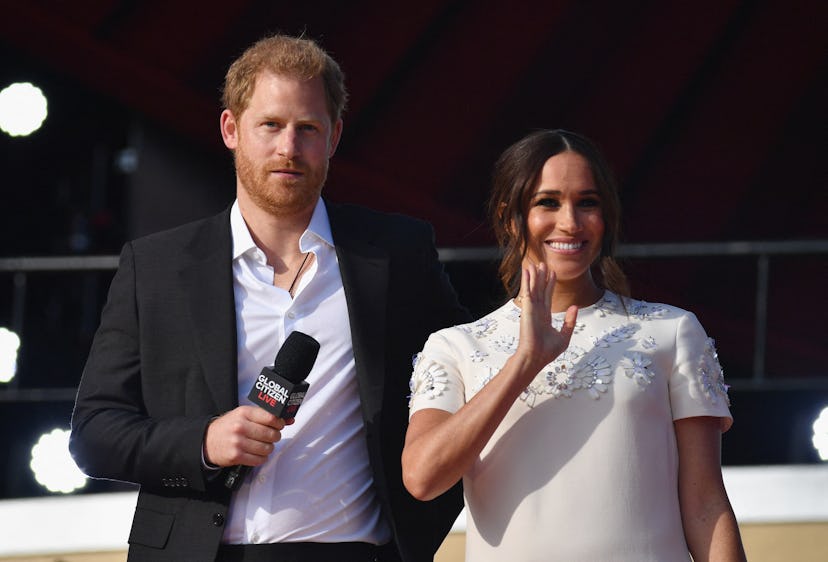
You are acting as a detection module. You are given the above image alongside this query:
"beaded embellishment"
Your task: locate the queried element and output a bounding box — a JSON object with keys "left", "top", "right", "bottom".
{"left": 409, "top": 353, "right": 450, "bottom": 406}
{"left": 624, "top": 352, "right": 655, "bottom": 388}
{"left": 698, "top": 338, "right": 730, "bottom": 406}
{"left": 409, "top": 292, "right": 731, "bottom": 412}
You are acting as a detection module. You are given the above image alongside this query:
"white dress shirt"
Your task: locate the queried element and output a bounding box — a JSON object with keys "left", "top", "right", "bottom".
{"left": 223, "top": 199, "right": 390, "bottom": 545}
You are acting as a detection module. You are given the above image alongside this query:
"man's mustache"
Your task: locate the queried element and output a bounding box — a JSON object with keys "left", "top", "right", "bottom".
{"left": 267, "top": 157, "right": 306, "bottom": 172}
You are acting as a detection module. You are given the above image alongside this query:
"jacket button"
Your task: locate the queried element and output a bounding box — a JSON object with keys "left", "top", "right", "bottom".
{"left": 212, "top": 513, "right": 225, "bottom": 527}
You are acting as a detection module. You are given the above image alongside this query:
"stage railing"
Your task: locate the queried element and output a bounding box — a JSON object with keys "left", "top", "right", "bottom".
{"left": 1, "top": 240, "right": 826, "bottom": 401}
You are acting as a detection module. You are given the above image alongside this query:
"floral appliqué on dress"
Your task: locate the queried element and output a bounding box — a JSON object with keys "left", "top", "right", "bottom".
{"left": 698, "top": 338, "right": 731, "bottom": 406}
{"left": 410, "top": 293, "right": 731, "bottom": 416}
{"left": 519, "top": 346, "right": 613, "bottom": 405}
{"left": 623, "top": 352, "right": 655, "bottom": 388}
{"left": 493, "top": 335, "right": 517, "bottom": 354}
{"left": 461, "top": 317, "right": 497, "bottom": 339}
{"left": 628, "top": 300, "right": 667, "bottom": 322}
{"left": 409, "top": 353, "right": 450, "bottom": 407}
{"left": 592, "top": 324, "right": 638, "bottom": 348}
{"left": 470, "top": 350, "right": 489, "bottom": 363}
{"left": 641, "top": 336, "right": 657, "bottom": 349}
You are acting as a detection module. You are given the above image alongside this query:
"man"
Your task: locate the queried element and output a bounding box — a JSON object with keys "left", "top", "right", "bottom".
{"left": 70, "top": 34, "right": 468, "bottom": 562}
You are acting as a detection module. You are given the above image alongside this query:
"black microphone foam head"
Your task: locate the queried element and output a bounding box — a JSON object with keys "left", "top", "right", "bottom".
{"left": 273, "top": 331, "right": 320, "bottom": 383}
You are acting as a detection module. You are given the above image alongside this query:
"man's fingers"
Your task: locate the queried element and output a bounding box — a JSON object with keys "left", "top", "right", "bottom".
{"left": 239, "top": 405, "right": 286, "bottom": 430}
{"left": 241, "top": 437, "right": 276, "bottom": 458}
{"left": 227, "top": 447, "right": 272, "bottom": 468}
{"left": 206, "top": 406, "right": 285, "bottom": 466}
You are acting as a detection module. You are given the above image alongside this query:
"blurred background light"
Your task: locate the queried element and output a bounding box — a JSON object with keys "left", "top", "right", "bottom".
{"left": 0, "top": 328, "right": 21, "bottom": 383}
{"left": 0, "top": 82, "right": 48, "bottom": 137}
{"left": 29, "top": 428, "right": 87, "bottom": 494}
{"left": 813, "top": 407, "right": 828, "bottom": 461}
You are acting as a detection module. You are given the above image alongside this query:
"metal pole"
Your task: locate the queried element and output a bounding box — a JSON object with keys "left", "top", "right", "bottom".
{"left": 752, "top": 254, "right": 770, "bottom": 381}
{"left": 9, "top": 272, "right": 27, "bottom": 389}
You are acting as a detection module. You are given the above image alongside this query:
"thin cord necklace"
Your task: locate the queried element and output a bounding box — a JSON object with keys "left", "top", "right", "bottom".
{"left": 287, "top": 252, "right": 311, "bottom": 297}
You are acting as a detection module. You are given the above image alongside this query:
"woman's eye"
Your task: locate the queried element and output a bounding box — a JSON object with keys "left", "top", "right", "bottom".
{"left": 535, "top": 198, "right": 559, "bottom": 208}
{"left": 579, "top": 198, "right": 601, "bottom": 208}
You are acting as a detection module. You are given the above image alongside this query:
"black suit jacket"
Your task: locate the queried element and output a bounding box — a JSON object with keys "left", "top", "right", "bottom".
{"left": 70, "top": 200, "right": 469, "bottom": 562}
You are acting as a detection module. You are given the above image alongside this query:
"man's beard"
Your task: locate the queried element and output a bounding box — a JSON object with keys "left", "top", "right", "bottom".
{"left": 234, "top": 146, "right": 329, "bottom": 218}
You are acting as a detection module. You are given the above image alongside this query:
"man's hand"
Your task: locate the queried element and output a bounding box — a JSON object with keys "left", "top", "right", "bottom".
{"left": 203, "top": 405, "right": 293, "bottom": 467}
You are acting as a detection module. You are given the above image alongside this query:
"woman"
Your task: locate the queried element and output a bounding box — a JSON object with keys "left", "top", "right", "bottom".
{"left": 402, "top": 130, "right": 747, "bottom": 561}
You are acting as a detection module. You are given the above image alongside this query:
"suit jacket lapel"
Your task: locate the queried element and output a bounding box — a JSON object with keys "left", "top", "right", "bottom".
{"left": 179, "top": 209, "right": 238, "bottom": 413}
{"left": 328, "top": 202, "right": 390, "bottom": 421}
{"left": 173, "top": 203, "right": 391, "bottom": 417}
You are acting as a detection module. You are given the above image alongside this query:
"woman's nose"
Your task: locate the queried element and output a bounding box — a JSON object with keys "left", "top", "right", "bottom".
{"left": 557, "top": 204, "right": 580, "bottom": 232}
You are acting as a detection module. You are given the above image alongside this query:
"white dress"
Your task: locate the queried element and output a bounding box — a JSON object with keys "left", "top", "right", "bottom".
{"left": 408, "top": 291, "right": 733, "bottom": 562}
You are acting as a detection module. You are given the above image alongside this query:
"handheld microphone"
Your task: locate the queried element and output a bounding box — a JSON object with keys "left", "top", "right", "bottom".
{"left": 224, "top": 331, "right": 320, "bottom": 490}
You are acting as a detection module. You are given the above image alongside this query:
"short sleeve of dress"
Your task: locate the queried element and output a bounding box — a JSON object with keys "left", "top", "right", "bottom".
{"left": 669, "top": 311, "right": 734, "bottom": 431}
{"left": 408, "top": 330, "right": 466, "bottom": 419}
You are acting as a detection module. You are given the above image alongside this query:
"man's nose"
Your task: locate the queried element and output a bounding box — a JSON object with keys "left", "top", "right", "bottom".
{"left": 276, "top": 127, "right": 299, "bottom": 160}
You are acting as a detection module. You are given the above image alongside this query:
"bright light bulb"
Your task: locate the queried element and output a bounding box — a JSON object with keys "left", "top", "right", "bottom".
{"left": 30, "top": 428, "right": 88, "bottom": 493}
{"left": 0, "top": 82, "right": 48, "bottom": 136}
{"left": 813, "top": 407, "right": 828, "bottom": 461}
{"left": 0, "top": 327, "right": 21, "bottom": 383}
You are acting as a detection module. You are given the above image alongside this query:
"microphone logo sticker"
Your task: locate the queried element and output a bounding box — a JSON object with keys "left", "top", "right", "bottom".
{"left": 255, "top": 373, "right": 289, "bottom": 406}
{"left": 248, "top": 367, "right": 309, "bottom": 418}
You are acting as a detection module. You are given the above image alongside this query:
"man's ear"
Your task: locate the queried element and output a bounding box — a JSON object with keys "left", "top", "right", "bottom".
{"left": 220, "top": 109, "right": 239, "bottom": 150}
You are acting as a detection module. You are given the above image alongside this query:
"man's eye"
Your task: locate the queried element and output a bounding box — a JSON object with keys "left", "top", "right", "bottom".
{"left": 298, "top": 124, "right": 318, "bottom": 132}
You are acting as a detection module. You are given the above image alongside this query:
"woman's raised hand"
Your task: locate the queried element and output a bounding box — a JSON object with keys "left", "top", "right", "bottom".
{"left": 514, "top": 262, "right": 578, "bottom": 378}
